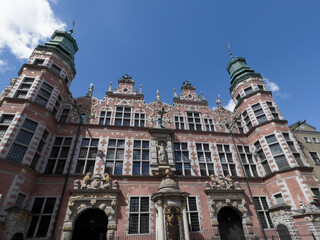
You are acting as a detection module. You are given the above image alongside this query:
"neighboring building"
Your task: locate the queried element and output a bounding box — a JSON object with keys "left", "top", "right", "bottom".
{"left": 0, "top": 30, "right": 320, "bottom": 240}
{"left": 290, "top": 121, "right": 320, "bottom": 191}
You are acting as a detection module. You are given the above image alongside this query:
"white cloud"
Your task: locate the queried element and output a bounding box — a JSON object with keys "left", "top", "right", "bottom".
{"left": 0, "top": 60, "right": 10, "bottom": 73}
{"left": 224, "top": 99, "right": 235, "bottom": 111}
{"left": 264, "top": 78, "right": 280, "bottom": 92}
{"left": 0, "top": 0, "right": 66, "bottom": 60}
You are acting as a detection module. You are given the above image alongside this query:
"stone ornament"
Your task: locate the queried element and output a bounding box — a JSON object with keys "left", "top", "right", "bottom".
{"left": 158, "top": 142, "right": 168, "bottom": 164}
{"left": 209, "top": 174, "right": 240, "bottom": 190}
{"left": 74, "top": 172, "right": 119, "bottom": 190}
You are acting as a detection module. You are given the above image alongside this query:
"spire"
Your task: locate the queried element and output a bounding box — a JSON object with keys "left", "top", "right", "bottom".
{"left": 108, "top": 82, "right": 112, "bottom": 92}
{"left": 226, "top": 55, "right": 261, "bottom": 92}
{"left": 174, "top": 88, "right": 178, "bottom": 98}
{"left": 201, "top": 91, "right": 205, "bottom": 101}
{"left": 139, "top": 84, "right": 142, "bottom": 94}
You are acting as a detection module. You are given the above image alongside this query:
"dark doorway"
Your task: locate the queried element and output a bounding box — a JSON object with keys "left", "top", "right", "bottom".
{"left": 11, "top": 233, "right": 24, "bottom": 240}
{"left": 218, "top": 207, "right": 245, "bottom": 240}
{"left": 277, "top": 224, "right": 292, "bottom": 240}
{"left": 72, "top": 208, "right": 108, "bottom": 240}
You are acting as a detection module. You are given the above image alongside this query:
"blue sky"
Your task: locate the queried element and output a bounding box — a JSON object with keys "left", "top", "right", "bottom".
{"left": 0, "top": 0, "right": 320, "bottom": 129}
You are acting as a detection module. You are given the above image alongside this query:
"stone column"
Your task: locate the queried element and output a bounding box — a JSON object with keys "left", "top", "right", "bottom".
{"left": 157, "top": 200, "right": 165, "bottom": 240}
{"left": 182, "top": 202, "right": 190, "bottom": 240}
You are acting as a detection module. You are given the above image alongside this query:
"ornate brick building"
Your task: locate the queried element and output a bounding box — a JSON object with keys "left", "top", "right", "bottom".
{"left": 0, "top": 30, "right": 320, "bottom": 240}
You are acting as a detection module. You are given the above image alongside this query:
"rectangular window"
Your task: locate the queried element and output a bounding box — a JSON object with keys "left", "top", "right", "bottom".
{"left": 45, "top": 137, "right": 72, "bottom": 174}
{"left": 15, "top": 77, "right": 34, "bottom": 99}
{"left": 115, "top": 106, "right": 131, "bottom": 126}
{"left": 174, "top": 142, "right": 191, "bottom": 175}
{"left": 0, "top": 114, "right": 14, "bottom": 142}
{"left": 204, "top": 118, "right": 214, "bottom": 132}
{"left": 282, "top": 133, "right": 303, "bottom": 166}
{"left": 52, "top": 94, "right": 62, "bottom": 117}
{"left": 186, "top": 197, "right": 200, "bottom": 232}
{"left": 105, "top": 139, "right": 124, "bottom": 175}
{"left": 129, "top": 197, "right": 149, "bottom": 234}
{"left": 134, "top": 112, "right": 145, "bottom": 127}
{"left": 35, "top": 82, "right": 53, "bottom": 108}
{"left": 244, "top": 86, "right": 253, "bottom": 95}
{"left": 242, "top": 110, "right": 252, "bottom": 131}
{"left": 238, "top": 145, "right": 258, "bottom": 177}
{"left": 266, "top": 134, "right": 290, "bottom": 170}
{"left": 254, "top": 141, "right": 272, "bottom": 175}
{"left": 274, "top": 193, "right": 284, "bottom": 205}
{"left": 235, "top": 94, "right": 241, "bottom": 102}
{"left": 99, "top": 110, "right": 112, "bottom": 125}
{"left": 253, "top": 196, "right": 273, "bottom": 229}
{"left": 304, "top": 137, "right": 311, "bottom": 143}
{"left": 34, "top": 59, "right": 45, "bottom": 65}
{"left": 51, "top": 64, "right": 61, "bottom": 76}
{"left": 252, "top": 103, "right": 267, "bottom": 124}
{"left": 174, "top": 115, "right": 185, "bottom": 130}
{"left": 217, "top": 144, "right": 237, "bottom": 176}
{"left": 196, "top": 143, "right": 214, "bottom": 176}
{"left": 310, "top": 152, "right": 320, "bottom": 165}
{"left": 27, "top": 197, "right": 56, "bottom": 238}
{"left": 132, "top": 140, "right": 149, "bottom": 175}
{"left": 76, "top": 138, "right": 99, "bottom": 174}
{"left": 6, "top": 119, "right": 37, "bottom": 163}
{"left": 30, "top": 129, "right": 49, "bottom": 170}
{"left": 59, "top": 109, "right": 70, "bottom": 123}
{"left": 311, "top": 188, "right": 320, "bottom": 201}
{"left": 266, "top": 101, "right": 279, "bottom": 120}
{"left": 312, "top": 137, "right": 320, "bottom": 143}
{"left": 237, "top": 121, "right": 244, "bottom": 134}
{"left": 187, "top": 112, "right": 202, "bottom": 131}
{"left": 257, "top": 85, "right": 264, "bottom": 90}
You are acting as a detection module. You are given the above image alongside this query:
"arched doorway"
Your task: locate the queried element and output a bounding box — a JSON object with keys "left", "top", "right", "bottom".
{"left": 72, "top": 208, "right": 108, "bottom": 240}
{"left": 11, "top": 233, "right": 24, "bottom": 240}
{"left": 277, "top": 224, "right": 292, "bottom": 240}
{"left": 218, "top": 207, "right": 245, "bottom": 240}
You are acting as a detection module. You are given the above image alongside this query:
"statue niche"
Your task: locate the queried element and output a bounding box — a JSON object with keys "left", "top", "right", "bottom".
{"left": 157, "top": 141, "right": 168, "bottom": 165}
{"left": 165, "top": 206, "right": 182, "bottom": 240}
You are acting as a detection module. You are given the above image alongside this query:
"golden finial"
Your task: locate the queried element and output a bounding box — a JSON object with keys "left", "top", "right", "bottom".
{"left": 228, "top": 41, "right": 234, "bottom": 60}
{"left": 69, "top": 21, "right": 75, "bottom": 34}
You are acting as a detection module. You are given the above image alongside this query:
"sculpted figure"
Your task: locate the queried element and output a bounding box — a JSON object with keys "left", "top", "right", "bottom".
{"left": 82, "top": 172, "right": 92, "bottom": 189}
{"left": 158, "top": 142, "right": 168, "bottom": 164}
{"left": 103, "top": 173, "right": 111, "bottom": 189}
{"left": 225, "top": 175, "right": 235, "bottom": 189}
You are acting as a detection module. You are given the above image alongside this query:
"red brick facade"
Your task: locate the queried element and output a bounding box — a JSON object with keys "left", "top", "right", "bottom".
{"left": 0, "top": 31, "right": 320, "bottom": 240}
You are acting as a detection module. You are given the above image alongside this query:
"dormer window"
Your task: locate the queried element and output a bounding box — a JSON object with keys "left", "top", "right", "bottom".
{"left": 187, "top": 112, "right": 201, "bottom": 131}
{"left": 115, "top": 106, "right": 131, "bottom": 126}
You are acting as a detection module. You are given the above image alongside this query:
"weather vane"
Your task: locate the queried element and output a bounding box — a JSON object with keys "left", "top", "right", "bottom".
{"left": 69, "top": 21, "right": 75, "bottom": 34}
{"left": 227, "top": 41, "right": 234, "bottom": 60}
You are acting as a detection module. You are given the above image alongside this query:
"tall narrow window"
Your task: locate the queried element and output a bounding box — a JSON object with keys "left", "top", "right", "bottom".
{"left": 254, "top": 140, "right": 272, "bottom": 175}
{"left": 0, "top": 115, "right": 14, "bottom": 142}
{"left": 174, "top": 115, "right": 185, "bottom": 130}
{"left": 244, "top": 86, "right": 253, "bottom": 95}
{"left": 252, "top": 103, "right": 267, "bottom": 124}
{"left": 174, "top": 142, "right": 191, "bottom": 175}
{"left": 310, "top": 152, "right": 320, "bottom": 165}
{"left": 186, "top": 197, "right": 200, "bottom": 232}
{"left": 31, "top": 129, "right": 49, "bottom": 170}
{"left": 27, "top": 198, "right": 56, "bottom": 238}
{"left": 203, "top": 118, "right": 215, "bottom": 132}
{"left": 35, "top": 82, "right": 53, "bottom": 108}
{"left": 282, "top": 133, "right": 303, "bottom": 166}
{"left": 196, "top": 143, "right": 214, "bottom": 176}
{"left": 187, "top": 112, "right": 201, "bottom": 131}
{"left": 105, "top": 139, "right": 124, "bottom": 175}
{"left": 242, "top": 110, "right": 252, "bottom": 131}
{"left": 266, "top": 134, "right": 290, "bottom": 170}
{"left": 217, "top": 144, "right": 237, "bottom": 176}
{"left": 76, "top": 138, "right": 99, "bottom": 174}
{"left": 15, "top": 77, "right": 34, "bottom": 99}
{"left": 99, "top": 110, "right": 112, "bottom": 125}
{"left": 311, "top": 188, "right": 320, "bottom": 201}
{"left": 52, "top": 94, "right": 62, "bottom": 117}
{"left": 238, "top": 145, "right": 258, "bottom": 177}
{"left": 237, "top": 121, "right": 244, "bottom": 134}
{"left": 133, "top": 140, "right": 149, "bottom": 175}
{"left": 129, "top": 197, "right": 149, "bottom": 234}
{"left": 6, "top": 119, "right": 37, "bottom": 163}
{"left": 266, "top": 101, "right": 279, "bottom": 119}
{"left": 50, "top": 63, "right": 61, "bottom": 76}
{"left": 253, "top": 197, "right": 273, "bottom": 229}
{"left": 59, "top": 109, "right": 70, "bottom": 123}
{"left": 115, "top": 106, "right": 131, "bottom": 126}
{"left": 45, "top": 137, "right": 72, "bottom": 174}
{"left": 134, "top": 112, "right": 145, "bottom": 127}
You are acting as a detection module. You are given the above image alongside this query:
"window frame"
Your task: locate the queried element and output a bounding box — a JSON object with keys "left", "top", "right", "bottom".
{"left": 186, "top": 197, "right": 200, "bottom": 232}
{"left": 217, "top": 144, "right": 237, "bottom": 177}
{"left": 174, "top": 114, "right": 185, "bottom": 130}
{"left": 174, "top": 142, "right": 191, "bottom": 176}
{"left": 253, "top": 196, "right": 274, "bottom": 229}
{"left": 115, "top": 106, "right": 131, "bottom": 126}
{"left": 15, "top": 77, "right": 34, "bottom": 99}
{"left": 134, "top": 111, "right": 146, "bottom": 127}
{"left": 75, "top": 138, "right": 99, "bottom": 174}
{"left": 105, "top": 139, "right": 125, "bottom": 175}
{"left": 309, "top": 151, "right": 320, "bottom": 165}
{"left": 132, "top": 140, "right": 150, "bottom": 175}
{"left": 128, "top": 196, "right": 150, "bottom": 234}
{"left": 187, "top": 112, "right": 202, "bottom": 131}
{"left": 237, "top": 145, "right": 259, "bottom": 177}
{"left": 196, "top": 143, "right": 214, "bottom": 176}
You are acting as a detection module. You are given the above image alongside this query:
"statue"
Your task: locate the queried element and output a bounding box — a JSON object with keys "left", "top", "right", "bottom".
{"left": 158, "top": 142, "right": 168, "bottom": 164}
{"left": 156, "top": 90, "right": 161, "bottom": 103}
{"left": 82, "top": 172, "right": 92, "bottom": 189}
{"left": 103, "top": 173, "right": 111, "bottom": 189}
{"left": 87, "top": 83, "right": 94, "bottom": 96}
{"left": 216, "top": 94, "right": 222, "bottom": 108}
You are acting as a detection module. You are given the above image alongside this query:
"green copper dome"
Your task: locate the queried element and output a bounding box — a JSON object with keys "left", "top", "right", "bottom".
{"left": 226, "top": 56, "right": 261, "bottom": 92}
{"left": 36, "top": 30, "right": 79, "bottom": 74}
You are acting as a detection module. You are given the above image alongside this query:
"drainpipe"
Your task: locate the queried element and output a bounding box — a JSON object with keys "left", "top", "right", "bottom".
{"left": 227, "top": 119, "right": 267, "bottom": 240}
{"left": 51, "top": 103, "right": 83, "bottom": 240}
